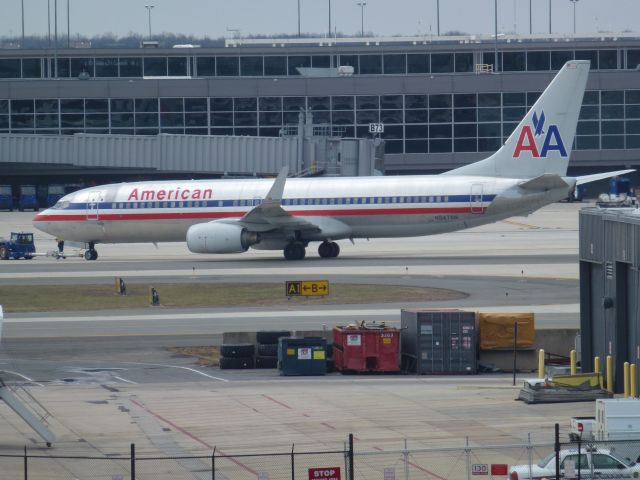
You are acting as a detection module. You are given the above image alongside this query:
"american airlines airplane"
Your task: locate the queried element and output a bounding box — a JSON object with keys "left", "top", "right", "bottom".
{"left": 33, "top": 60, "right": 632, "bottom": 261}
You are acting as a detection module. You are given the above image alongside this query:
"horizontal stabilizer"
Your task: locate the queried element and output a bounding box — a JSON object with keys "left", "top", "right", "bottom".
{"left": 575, "top": 169, "right": 636, "bottom": 186}
{"left": 518, "top": 174, "right": 571, "bottom": 191}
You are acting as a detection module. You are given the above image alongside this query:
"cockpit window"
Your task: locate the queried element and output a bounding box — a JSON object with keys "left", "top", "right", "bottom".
{"left": 52, "top": 200, "right": 70, "bottom": 210}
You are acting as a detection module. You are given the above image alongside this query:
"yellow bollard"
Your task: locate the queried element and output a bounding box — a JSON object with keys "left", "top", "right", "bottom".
{"left": 631, "top": 364, "right": 638, "bottom": 398}
{"left": 606, "top": 355, "right": 614, "bottom": 393}
{"left": 538, "top": 349, "right": 545, "bottom": 379}
{"left": 570, "top": 350, "right": 577, "bottom": 376}
{"left": 624, "top": 362, "right": 630, "bottom": 398}
{"left": 594, "top": 356, "right": 602, "bottom": 387}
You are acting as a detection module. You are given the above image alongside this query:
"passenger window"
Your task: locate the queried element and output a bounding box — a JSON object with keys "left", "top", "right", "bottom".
{"left": 562, "top": 454, "right": 589, "bottom": 470}
{"left": 592, "top": 455, "right": 623, "bottom": 469}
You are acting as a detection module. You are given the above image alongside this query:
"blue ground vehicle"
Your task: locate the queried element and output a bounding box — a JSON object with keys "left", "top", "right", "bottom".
{"left": 0, "top": 232, "right": 35, "bottom": 260}
{"left": 18, "top": 185, "right": 38, "bottom": 211}
{"left": 0, "top": 185, "right": 13, "bottom": 211}
{"left": 46, "top": 184, "right": 66, "bottom": 207}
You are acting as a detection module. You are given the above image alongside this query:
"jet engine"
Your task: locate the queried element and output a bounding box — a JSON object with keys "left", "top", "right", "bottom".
{"left": 186, "top": 221, "right": 259, "bottom": 254}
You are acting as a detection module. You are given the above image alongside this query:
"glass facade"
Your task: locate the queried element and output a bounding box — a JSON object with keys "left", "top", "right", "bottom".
{"left": 3, "top": 90, "right": 640, "bottom": 153}
{"left": 0, "top": 47, "right": 638, "bottom": 79}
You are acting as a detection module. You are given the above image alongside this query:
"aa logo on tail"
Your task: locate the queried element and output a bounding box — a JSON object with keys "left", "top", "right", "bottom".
{"left": 513, "top": 110, "right": 567, "bottom": 158}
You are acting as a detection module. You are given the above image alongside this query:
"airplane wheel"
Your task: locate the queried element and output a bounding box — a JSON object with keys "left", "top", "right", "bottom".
{"left": 91, "top": 250, "right": 98, "bottom": 260}
{"left": 284, "top": 242, "right": 305, "bottom": 260}
{"left": 84, "top": 250, "right": 98, "bottom": 261}
{"left": 329, "top": 242, "right": 340, "bottom": 258}
{"left": 318, "top": 242, "right": 332, "bottom": 258}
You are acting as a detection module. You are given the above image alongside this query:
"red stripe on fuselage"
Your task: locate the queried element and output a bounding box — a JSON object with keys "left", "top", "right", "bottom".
{"left": 34, "top": 206, "right": 486, "bottom": 223}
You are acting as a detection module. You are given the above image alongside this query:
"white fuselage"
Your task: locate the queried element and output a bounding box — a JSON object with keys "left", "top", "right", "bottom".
{"left": 33, "top": 174, "right": 570, "bottom": 248}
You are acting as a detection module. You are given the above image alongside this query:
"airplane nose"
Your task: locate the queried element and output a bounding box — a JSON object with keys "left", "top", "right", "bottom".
{"left": 32, "top": 210, "right": 53, "bottom": 234}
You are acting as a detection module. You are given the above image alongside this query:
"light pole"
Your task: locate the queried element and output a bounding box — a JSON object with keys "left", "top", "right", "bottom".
{"left": 21, "top": 0, "right": 25, "bottom": 47}
{"left": 54, "top": 0, "right": 58, "bottom": 77}
{"left": 529, "top": 0, "right": 532, "bottom": 34}
{"left": 570, "top": 0, "right": 579, "bottom": 34}
{"left": 436, "top": 0, "right": 440, "bottom": 36}
{"left": 47, "top": 0, "right": 51, "bottom": 48}
{"left": 328, "top": 0, "right": 332, "bottom": 37}
{"left": 67, "top": 0, "right": 70, "bottom": 48}
{"left": 548, "top": 0, "right": 552, "bottom": 34}
{"left": 494, "top": 0, "right": 498, "bottom": 72}
{"left": 297, "top": 0, "right": 301, "bottom": 37}
{"left": 145, "top": 5, "right": 154, "bottom": 39}
{"left": 357, "top": 2, "right": 366, "bottom": 37}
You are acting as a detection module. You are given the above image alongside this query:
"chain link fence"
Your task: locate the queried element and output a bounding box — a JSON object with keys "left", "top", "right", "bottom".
{"left": 2, "top": 433, "right": 639, "bottom": 480}
{"left": 0, "top": 444, "right": 351, "bottom": 480}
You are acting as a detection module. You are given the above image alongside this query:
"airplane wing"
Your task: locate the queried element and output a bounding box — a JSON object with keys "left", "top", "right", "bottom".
{"left": 575, "top": 169, "right": 635, "bottom": 186}
{"left": 237, "top": 167, "right": 320, "bottom": 233}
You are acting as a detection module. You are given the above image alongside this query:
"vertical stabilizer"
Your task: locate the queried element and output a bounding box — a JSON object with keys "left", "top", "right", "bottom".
{"left": 444, "top": 60, "right": 590, "bottom": 178}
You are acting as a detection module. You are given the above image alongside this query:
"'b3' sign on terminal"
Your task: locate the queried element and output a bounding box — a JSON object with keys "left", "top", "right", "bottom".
{"left": 286, "top": 280, "right": 330, "bottom": 297}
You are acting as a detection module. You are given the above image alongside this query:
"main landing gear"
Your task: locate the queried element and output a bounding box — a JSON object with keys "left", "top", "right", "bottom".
{"left": 282, "top": 241, "right": 341, "bottom": 260}
{"left": 318, "top": 241, "right": 340, "bottom": 259}
{"left": 283, "top": 241, "right": 306, "bottom": 260}
{"left": 84, "top": 242, "right": 98, "bottom": 261}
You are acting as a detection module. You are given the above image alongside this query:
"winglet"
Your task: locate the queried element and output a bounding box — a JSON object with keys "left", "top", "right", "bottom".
{"left": 575, "top": 169, "right": 636, "bottom": 186}
{"left": 264, "top": 166, "right": 289, "bottom": 203}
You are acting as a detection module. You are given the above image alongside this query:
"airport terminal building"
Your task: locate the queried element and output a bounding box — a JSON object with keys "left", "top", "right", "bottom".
{"left": 2, "top": 33, "right": 640, "bottom": 180}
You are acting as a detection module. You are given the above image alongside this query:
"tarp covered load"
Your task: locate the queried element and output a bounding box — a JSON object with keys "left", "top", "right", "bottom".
{"left": 478, "top": 313, "right": 535, "bottom": 350}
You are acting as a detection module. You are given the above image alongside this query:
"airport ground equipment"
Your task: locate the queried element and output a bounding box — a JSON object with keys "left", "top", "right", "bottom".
{"left": 596, "top": 175, "right": 636, "bottom": 207}
{"left": 256, "top": 330, "right": 291, "bottom": 369}
{"left": 18, "top": 185, "right": 37, "bottom": 211}
{"left": 401, "top": 309, "right": 477, "bottom": 374}
{"left": 568, "top": 399, "right": 640, "bottom": 463}
{"left": 0, "top": 232, "right": 35, "bottom": 260}
{"left": 0, "top": 380, "right": 56, "bottom": 447}
{"left": 0, "top": 305, "right": 56, "bottom": 446}
{"left": 0, "top": 185, "right": 13, "bottom": 210}
{"left": 517, "top": 377, "right": 612, "bottom": 404}
{"left": 278, "top": 337, "right": 327, "bottom": 376}
{"left": 333, "top": 323, "right": 400, "bottom": 373}
{"left": 219, "top": 343, "right": 255, "bottom": 369}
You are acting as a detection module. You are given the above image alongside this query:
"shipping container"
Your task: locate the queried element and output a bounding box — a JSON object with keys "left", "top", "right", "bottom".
{"left": 478, "top": 312, "right": 535, "bottom": 350}
{"left": 333, "top": 324, "right": 400, "bottom": 373}
{"left": 401, "top": 309, "right": 477, "bottom": 374}
{"left": 278, "top": 337, "right": 327, "bottom": 376}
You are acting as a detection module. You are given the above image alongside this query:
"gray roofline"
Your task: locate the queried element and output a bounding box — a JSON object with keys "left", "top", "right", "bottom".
{"left": 2, "top": 36, "right": 640, "bottom": 58}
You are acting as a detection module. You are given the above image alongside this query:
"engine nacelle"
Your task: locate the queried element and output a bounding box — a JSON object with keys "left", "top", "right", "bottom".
{"left": 186, "top": 221, "right": 259, "bottom": 254}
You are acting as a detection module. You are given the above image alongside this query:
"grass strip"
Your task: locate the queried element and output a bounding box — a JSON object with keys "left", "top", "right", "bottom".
{"left": 1, "top": 283, "right": 467, "bottom": 313}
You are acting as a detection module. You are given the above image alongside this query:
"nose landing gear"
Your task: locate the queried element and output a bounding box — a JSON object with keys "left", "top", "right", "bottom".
{"left": 84, "top": 243, "right": 98, "bottom": 261}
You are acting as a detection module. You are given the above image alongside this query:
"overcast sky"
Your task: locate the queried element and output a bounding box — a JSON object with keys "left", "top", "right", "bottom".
{"left": 1, "top": 0, "right": 638, "bottom": 39}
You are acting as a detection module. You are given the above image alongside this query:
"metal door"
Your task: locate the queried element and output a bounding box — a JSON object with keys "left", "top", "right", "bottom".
{"left": 470, "top": 183, "right": 484, "bottom": 214}
{"left": 86, "top": 191, "right": 104, "bottom": 221}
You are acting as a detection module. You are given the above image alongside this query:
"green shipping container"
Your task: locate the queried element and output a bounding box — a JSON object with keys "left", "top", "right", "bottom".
{"left": 278, "top": 337, "right": 327, "bottom": 376}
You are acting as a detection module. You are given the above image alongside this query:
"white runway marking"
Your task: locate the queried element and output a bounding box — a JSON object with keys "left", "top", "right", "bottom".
{"left": 3, "top": 304, "right": 579, "bottom": 323}
{"left": 113, "top": 376, "right": 138, "bottom": 385}
{"left": 124, "top": 362, "right": 229, "bottom": 382}
{"left": 0, "top": 369, "right": 44, "bottom": 386}
{"left": 0, "top": 263, "right": 578, "bottom": 280}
